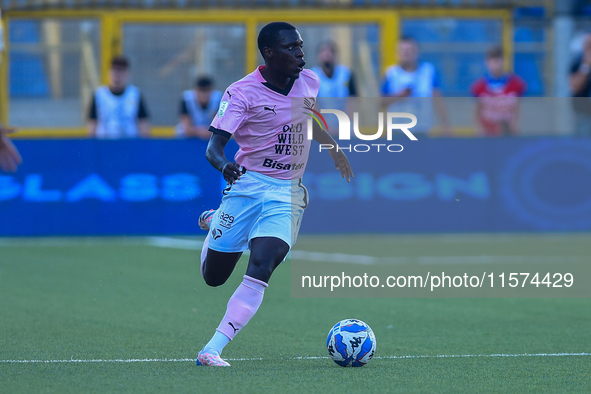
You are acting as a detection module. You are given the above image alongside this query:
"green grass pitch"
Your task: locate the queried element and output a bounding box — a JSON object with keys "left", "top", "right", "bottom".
{"left": 0, "top": 235, "right": 590, "bottom": 393}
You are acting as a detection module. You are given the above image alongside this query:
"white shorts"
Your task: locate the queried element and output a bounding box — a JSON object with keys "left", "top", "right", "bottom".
{"left": 207, "top": 170, "right": 308, "bottom": 253}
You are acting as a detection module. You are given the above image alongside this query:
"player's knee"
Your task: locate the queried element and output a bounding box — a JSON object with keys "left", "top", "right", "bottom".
{"left": 246, "top": 262, "right": 274, "bottom": 283}
{"left": 246, "top": 253, "right": 284, "bottom": 283}
{"left": 203, "top": 274, "right": 227, "bottom": 287}
{"left": 202, "top": 268, "right": 229, "bottom": 287}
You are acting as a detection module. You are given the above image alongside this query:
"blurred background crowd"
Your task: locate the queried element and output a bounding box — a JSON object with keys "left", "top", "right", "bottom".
{"left": 3, "top": 0, "right": 591, "bottom": 143}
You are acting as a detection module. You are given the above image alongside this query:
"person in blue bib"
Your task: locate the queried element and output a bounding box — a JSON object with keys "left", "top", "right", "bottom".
{"left": 88, "top": 56, "right": 150, "bottom": 139}
{"left": 311, "top": 41, "right": 357, "bottom": 136}
{"left": 381, "top": 36, "right": 450, "bottom": 135}
{"left": 177, "top": 76, "right": 222, "bottom": 139}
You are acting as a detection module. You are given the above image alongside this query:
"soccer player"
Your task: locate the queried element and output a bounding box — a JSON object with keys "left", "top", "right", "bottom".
{"left": 470, "top": 46, "right": 526, "bottom": 137}
{"left": 176, "top": 76, "right": 222, "bottom": 139}
{"left": 195, "top": 22, "right": 353, "bottom": 367}
{"left": 88, "top": 56, "right": 150, "bottom": 139}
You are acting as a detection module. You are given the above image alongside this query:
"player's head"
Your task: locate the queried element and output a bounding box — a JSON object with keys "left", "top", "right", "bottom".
{"left": 485, "top": 46, "right": 505, "bottom": 77}
{"left": 195, "top": 75, "right": 214, "bottom": 105}
{"left": 398, "top": 36, "right": 419, "bottom": 67}
{"left": 258, "top": 22, "right": 305, "bottom": 79}
{"left": 317, "top": 41, "right": 338, "bottom": 68}
{"left": 109, "top": 56, "right": 130, "bottom": 89}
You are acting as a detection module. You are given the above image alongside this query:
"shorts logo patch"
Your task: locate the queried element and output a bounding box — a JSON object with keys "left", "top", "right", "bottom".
{"left": 218, "top": 211, "right": 235, "bottom": 229}
{"left": 212, "top": 228, "right": 223, "bottom": 240}
{"left": 218, "top": 101, "right": 229, "bottom": 118}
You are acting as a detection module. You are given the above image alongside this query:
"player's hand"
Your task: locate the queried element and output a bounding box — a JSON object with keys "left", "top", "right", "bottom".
{"left": 329, "top": 149, "right": 354, "bottom": 183}
{"left": 222, "top": 162, "right": 243, "bottom": 184}
{"left": 0, "top": 133, "right": 22, "bottom": 172}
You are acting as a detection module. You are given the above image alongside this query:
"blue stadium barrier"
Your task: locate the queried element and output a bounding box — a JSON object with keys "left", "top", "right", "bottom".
{"left": 1, "top": 137, "right": 591, "bottom": 236}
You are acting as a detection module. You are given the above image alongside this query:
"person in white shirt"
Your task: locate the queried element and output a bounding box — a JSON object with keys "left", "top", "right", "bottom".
{"left": 381, "top": 36, "right": 450, "bottom": 135}
{"left": 177, "top": 76, "right": 222, "bottom": 139}
{"left": 88, "top": 56, "right": 150, "bottom": 139}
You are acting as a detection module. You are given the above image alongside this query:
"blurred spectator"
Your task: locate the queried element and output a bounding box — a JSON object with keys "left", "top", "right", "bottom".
{"left": 88, "top": 56, "right": 150, "bottom": 139}
{"left": 381, "top": 36, "right": 450, "bottom": 135}
{"left": 569, "top": 33, "right": 591, "bottom": 136}
{"left": 470, "top": 46, "right": 527, "bottom": 137}
{"left": 176, "top": 76, "right": 222, "bottom": 139}
{"left": 0, "top": 125, "right": 21, "bottom": 172}
{"left": 311, "top": 41, "right": 357, "bottom": 135}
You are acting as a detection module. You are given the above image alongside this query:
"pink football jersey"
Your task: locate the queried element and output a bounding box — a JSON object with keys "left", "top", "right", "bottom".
{"left": 210, "top": 66, "right": 320, "bottom": 180}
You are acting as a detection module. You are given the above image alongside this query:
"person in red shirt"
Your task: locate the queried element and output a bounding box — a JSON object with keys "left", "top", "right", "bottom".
{"left": 470, "top": 46, "right": 527, "bottom": 137}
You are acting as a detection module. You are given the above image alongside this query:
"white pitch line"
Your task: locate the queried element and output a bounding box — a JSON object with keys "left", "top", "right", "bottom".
{"left": 145, "top": 237, "right": 203, "bottom": 250}
{"left": 144, "top": 238, "right": 587, "bottom": 266}
{"left": 1, "top": 353, "right": 590, "bottom": 364}
{"left": 0, "top": 236, "right": 587, "bottom": 266}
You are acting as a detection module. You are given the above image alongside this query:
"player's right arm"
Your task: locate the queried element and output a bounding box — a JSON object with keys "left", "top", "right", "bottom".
{"left": 206, "top": 134, "right": 243, "bottom": 184}
{"left": 206, "top": 88, "right": 247, "bottom": 184}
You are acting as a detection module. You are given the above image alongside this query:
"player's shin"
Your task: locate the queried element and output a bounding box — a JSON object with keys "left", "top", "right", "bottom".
{"left": 213, "top": 275, "right": 267, "bottom": 346}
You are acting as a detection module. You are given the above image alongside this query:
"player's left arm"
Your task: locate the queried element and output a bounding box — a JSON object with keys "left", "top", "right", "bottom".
{"left": 308, "top": 72, "right": 353, "bottom": 182}
{"left": 312, "top": 121, "right": 354, "bottom": 183}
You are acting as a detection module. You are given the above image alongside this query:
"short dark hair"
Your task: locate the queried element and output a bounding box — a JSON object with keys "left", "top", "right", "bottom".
{"left": 486, "top": 46, "right": 504, "bottom": 59}
{"left": 317, "top": 40, "right": 338, "bottom": 55}
{"left": 257, "top": 22, "right": 297, "bottom": 59}
{"left": 195, "top": 76, "right": 214, "bottom": 89}
{"left": 400, "top": 35, "right": 418, "bottom": 45}
{"left": 111, "top": 55, "right": 129, "bottom": 69}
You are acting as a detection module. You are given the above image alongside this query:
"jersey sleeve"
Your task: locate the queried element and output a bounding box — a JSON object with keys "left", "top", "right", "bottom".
{"left": 380, "top": 77, "right": 391, "bottom": 96}
{"left": 209, "top": 89, "right": 248, "bottom": 138}
{"left": 88, "top": 93, "right": 98, "bottom": 120}
{"left": 138, "top": 94, "right": 149, "bottom": 120}
{"left": 180, "top": 99, "right": 189, "bottom": 115}
{"left": 432, "top": 68, "right": 441, "bottom": 89}
{"left": 512, "top": 75, "right": 527, "bottom": 96}
{"left": 348, "top": 72, "right": 358, "bottom": 97}
{"left": 570, "top": 56, "right": 582, "bottom": 75}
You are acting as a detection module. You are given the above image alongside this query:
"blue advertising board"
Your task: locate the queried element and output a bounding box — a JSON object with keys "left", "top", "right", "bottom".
{"left": 0, "top": 139, "right": 236, "bottom": 235}
{"left": 1, "top": 138, "right": 591, "bottom": 235}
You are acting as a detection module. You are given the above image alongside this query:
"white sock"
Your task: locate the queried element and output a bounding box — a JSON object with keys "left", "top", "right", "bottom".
{"left": 202, "top": 330, "right": 231, "bottom": 355}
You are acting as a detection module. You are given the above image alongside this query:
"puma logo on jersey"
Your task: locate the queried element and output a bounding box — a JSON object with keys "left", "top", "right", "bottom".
{"left": 212, "top": 228, "right": 223, "bottom": 240}
{"left": 227, "top": 91, "right": 233, "bottom": 99}
{"left": 264, "top": 105, "right": 277, "bottom": 114}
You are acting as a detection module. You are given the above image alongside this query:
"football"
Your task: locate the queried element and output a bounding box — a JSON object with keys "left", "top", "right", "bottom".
{"left": 326, "top": 319, "right": 376, "bottom": 367}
